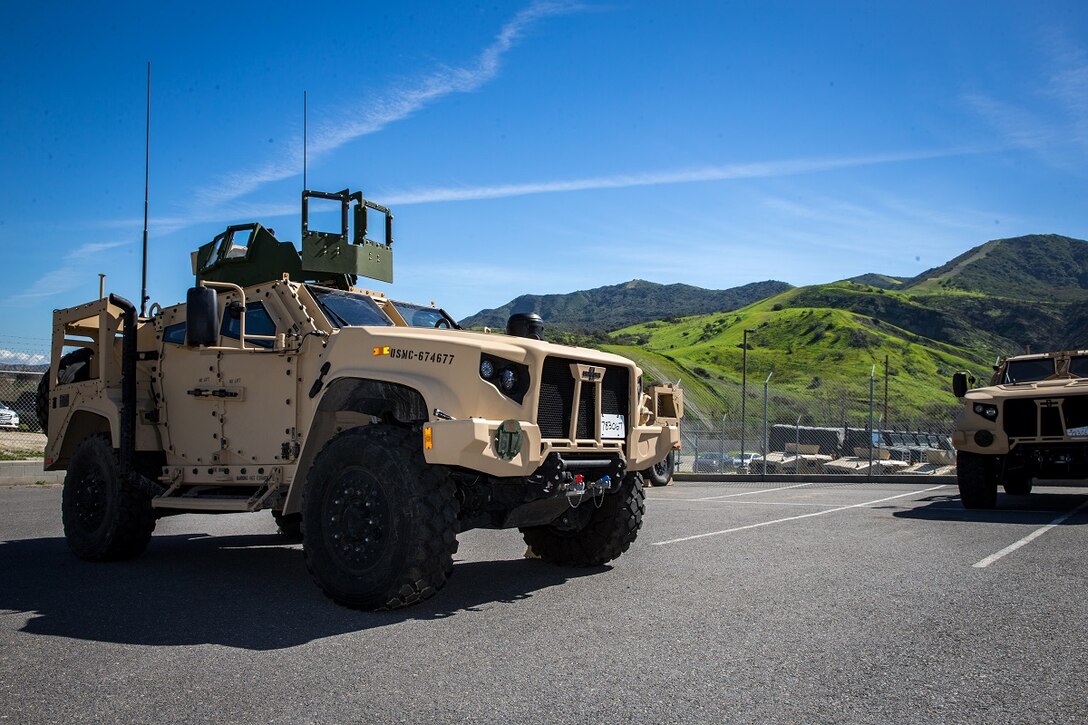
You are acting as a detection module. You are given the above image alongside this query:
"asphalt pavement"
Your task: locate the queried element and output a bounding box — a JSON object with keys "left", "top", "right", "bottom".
{"left": 2, "top": 480, "right": 1086, "bottom": 724}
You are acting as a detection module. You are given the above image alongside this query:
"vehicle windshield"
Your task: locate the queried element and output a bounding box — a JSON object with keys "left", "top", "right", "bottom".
{"left": 391, "top": 300, "right": 457, "bottom": 329}
{"left": 1069, "top": 356, "right": 1088, "bottom": 377}
{"left": 307, "top": 285, "right": 393, "bottom": 328}
{"left": 1003, "top": 358, "right": 1056, "bottom": 384}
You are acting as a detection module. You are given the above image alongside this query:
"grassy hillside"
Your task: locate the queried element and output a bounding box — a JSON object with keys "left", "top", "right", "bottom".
{"left": 781, "top": 282, "right": 1063, "bottom": 355}
{"left": 843, "top": 273, "right": 905, "bottom": 290}
{"left": 513, "top": 234, "right": 1088, "bottom": 430}
{"left": 906, "top": 234, "right": 1088, "bottom": 301}
{"left": 606, "top": 288, "right": 984, "bottom": 427}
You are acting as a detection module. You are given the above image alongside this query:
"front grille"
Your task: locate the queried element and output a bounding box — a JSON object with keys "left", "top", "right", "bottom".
{"left": 576, "top": 382, "right": 596, "bottom": 439}
{"left": 1003, "top": 396, "right": 1088, "bottom": 438}
{"left": 537, "top": 356, "right": 629, "bottom": 439}
{"left": 1064, "top": 396, "right": 1088, "bottom": 430}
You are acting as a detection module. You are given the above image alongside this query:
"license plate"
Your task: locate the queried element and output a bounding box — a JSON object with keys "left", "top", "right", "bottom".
{"left": 601, "top": 414, "right": 625, "bottom": 439}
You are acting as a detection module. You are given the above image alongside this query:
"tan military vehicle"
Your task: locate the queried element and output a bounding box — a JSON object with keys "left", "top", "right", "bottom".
{"left": 640, "top": 382, "right": 682, "bottom": 486}
{"left": 951, "top": 349, "right": 1088, "bottom": 508}
{"left": 38, "top": 188, "right": 681, "bottom": 609}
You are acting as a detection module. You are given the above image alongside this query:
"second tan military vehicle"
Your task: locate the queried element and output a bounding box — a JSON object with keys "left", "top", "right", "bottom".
{"left": 951, "top": 349, "right": 1088, "bottom": 508}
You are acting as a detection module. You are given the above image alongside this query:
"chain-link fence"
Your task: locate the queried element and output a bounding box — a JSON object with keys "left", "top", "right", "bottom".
{"left": 0, "top": 342, "right": 49, "bottom": 461}
{"left": 2, "top": 335, "right": 960, "bottom": 477}
{"left": 674, "top": 372, "right": 957, "bottom": 477}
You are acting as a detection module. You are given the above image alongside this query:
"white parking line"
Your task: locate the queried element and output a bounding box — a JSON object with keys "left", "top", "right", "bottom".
{"left": 691, "top": 482, "right": 815, "bottom": 501}
{"left": 652, "top": 499, "right": 851, "bottom": 508}
{"left": 652, "top": 484, "right": 949, "bottom": 546}
{"left": 973, "top": 498, "right": 1088, "bottom": 568}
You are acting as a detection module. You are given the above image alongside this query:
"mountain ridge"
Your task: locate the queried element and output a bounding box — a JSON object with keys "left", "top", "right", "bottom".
{"left": 459, "top": 279, "right": 792, "bottom": 331}
{"left": 461, "top": 234, "right": 1088, "bottom": 354}
{"left": 459, "top": 234, "right": 1088, "bottom": 425}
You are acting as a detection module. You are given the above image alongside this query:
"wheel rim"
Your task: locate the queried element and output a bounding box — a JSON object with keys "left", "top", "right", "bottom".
{"left": 71, "top": 464, "right": 107, "bottom": 533}
{"left": 323, "top": 468, "right": 391, "bottom": 573}
{"left": 547, "top": 502, "right": 595, "bottom": 536}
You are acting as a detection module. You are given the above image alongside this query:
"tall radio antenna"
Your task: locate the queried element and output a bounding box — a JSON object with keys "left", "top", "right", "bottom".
{"left": 140, "top": 61, "right": 151, "bottom": 317}
{"left": 303, "top": 90, "right": 308, "bottom": 192}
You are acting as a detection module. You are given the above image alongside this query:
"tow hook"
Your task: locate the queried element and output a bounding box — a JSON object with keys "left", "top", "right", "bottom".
{"left": 561, "top": 474, "right": 614, "bottom": 497}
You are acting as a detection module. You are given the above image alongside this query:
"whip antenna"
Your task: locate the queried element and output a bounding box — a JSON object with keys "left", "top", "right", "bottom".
{"left": 303, "top": 90, "right": 308, "bottom": 191}
{"left": 140, "top": 61, "right": 151, "bottom": 316}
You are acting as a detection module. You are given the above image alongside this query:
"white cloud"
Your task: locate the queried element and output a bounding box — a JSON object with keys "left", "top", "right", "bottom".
{"left": 10, "top": 240, "right": 132, "bottom": 303}
{"left": 191, "top": 1, "right": 584, "bottom": 213}
{"left": 381, "top": 149, "right": 976, "bottom": 205}
{"left": 966, "top": 34, "right": 1088, "bottom": 167}
{"left": 964, "top": 93, "right": 1056, "bottom": 153}
{"left": 69, "top": 240, "right": 130, "bottom": 258}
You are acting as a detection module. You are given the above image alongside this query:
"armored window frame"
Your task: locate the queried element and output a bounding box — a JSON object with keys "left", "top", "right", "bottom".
{"left": 221, "top": 301, "right": 277, "bottom": 349}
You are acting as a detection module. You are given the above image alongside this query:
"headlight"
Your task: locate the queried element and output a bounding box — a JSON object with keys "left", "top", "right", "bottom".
{"left": 480, "top": 358, "right": 496, "bottom": 380}
{"left": 973, "top": 403, "right": 999, "bottom": 420}
{"left": 479, "top": 353, "right": 529, "bottom": 403}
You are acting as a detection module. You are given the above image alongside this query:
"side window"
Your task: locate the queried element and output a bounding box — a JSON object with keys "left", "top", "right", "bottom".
{"left": 221, "top": 301, "right": 277, "bottom": 349}
{"left": 163, "top": 322, "right": 186, "bottom": 345}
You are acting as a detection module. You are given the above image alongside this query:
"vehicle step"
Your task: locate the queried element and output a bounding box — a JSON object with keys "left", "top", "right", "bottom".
{"left": 151, "top": 497, "right": 257, "bottom": 512}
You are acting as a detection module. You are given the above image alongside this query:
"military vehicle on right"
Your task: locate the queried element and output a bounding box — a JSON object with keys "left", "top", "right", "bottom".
{"left": 951, "top": 349, "right": 1088, "bottom": 508}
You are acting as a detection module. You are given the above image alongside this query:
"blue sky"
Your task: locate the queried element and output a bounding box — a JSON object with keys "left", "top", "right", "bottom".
{"left": 2, "top": 1, "right": 1087, "bottom": 361}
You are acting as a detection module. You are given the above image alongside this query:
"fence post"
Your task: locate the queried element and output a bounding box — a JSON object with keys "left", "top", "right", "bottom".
{"left": 719, "top": 415, "right": 726, "bottom": 473}
{"left": 794, "top": 413, "right": 803, "bottom": 476}
{"left": 741, "top": 328, "right": 753, "bottom": 471}
{"left": 762, "top": 372, "right": 772, "bottom": 479}
{"left": 868, "top": 365, "right": 875, "bottom": 482}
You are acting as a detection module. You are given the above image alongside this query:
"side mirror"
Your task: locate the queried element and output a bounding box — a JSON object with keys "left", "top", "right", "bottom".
{"left": 186, "top": 286, "right": 219, "bottom": 347}
{"left": 952, "top": 372, "right": 968, "bottom": 398}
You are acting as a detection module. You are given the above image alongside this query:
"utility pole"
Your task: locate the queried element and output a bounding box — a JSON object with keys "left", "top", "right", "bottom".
{"left": 740, "top": 328, "right": 755, "bottom": 470}
{"left": 883, "top": 354, "right": 889, "bottom": 430}
{"left": 868, "top": 364, "right": 876, "bottom": 482}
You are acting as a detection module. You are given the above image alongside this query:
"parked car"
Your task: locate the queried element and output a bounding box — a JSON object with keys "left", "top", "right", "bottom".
{"left": 732, "top": 452, "right": 764, "bottom": 472}
{"left": 694, "top": 452, "right": 728, "bottom": 473}
{"left": 0, "top": 403, "right": 20, "bottom": 429}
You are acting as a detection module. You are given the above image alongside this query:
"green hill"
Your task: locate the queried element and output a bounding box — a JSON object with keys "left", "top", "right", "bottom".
{"left": 606, "top": 287, "right": 982, "bottom": 427}
{"left": 842, "top": 273, "right": 905, "bottom": 290}
{"left": 607, "top": 235, "right": 1088, "bottom": 426}
{"left": 460, "top": 234, "right": 1088, "bottom": 429}
{"left": 905, "top": 233, "right": 1088, "bottom": 301}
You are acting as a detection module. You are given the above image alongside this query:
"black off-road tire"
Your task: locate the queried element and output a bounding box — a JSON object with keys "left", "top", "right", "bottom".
{"left": 645, "top": 453, "right": 674, "bottom": 487}
{"left": 272, "top": 511, "right": 303, "bottom": 541}
{"left": 36, "top": 347, "right": 94, "bottom": 433}
{"left": 520, "top": 472, "right": 645, "bottom": 566}
{"left": 302, "top": 426, "right": 459, "bottom": 610}
{"left": 62, "top": 433, "right": 156, "bottom": 560}
{"left": 1002, "top": 475, "right": 1033, "bottom": 496}
{"left": 957, "top": 451, "right": 999, "bottom": 509}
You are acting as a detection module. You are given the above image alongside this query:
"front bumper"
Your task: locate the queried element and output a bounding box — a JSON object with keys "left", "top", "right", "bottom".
{"left": 422, "top": 418, "right": 679, "bottom": 478}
